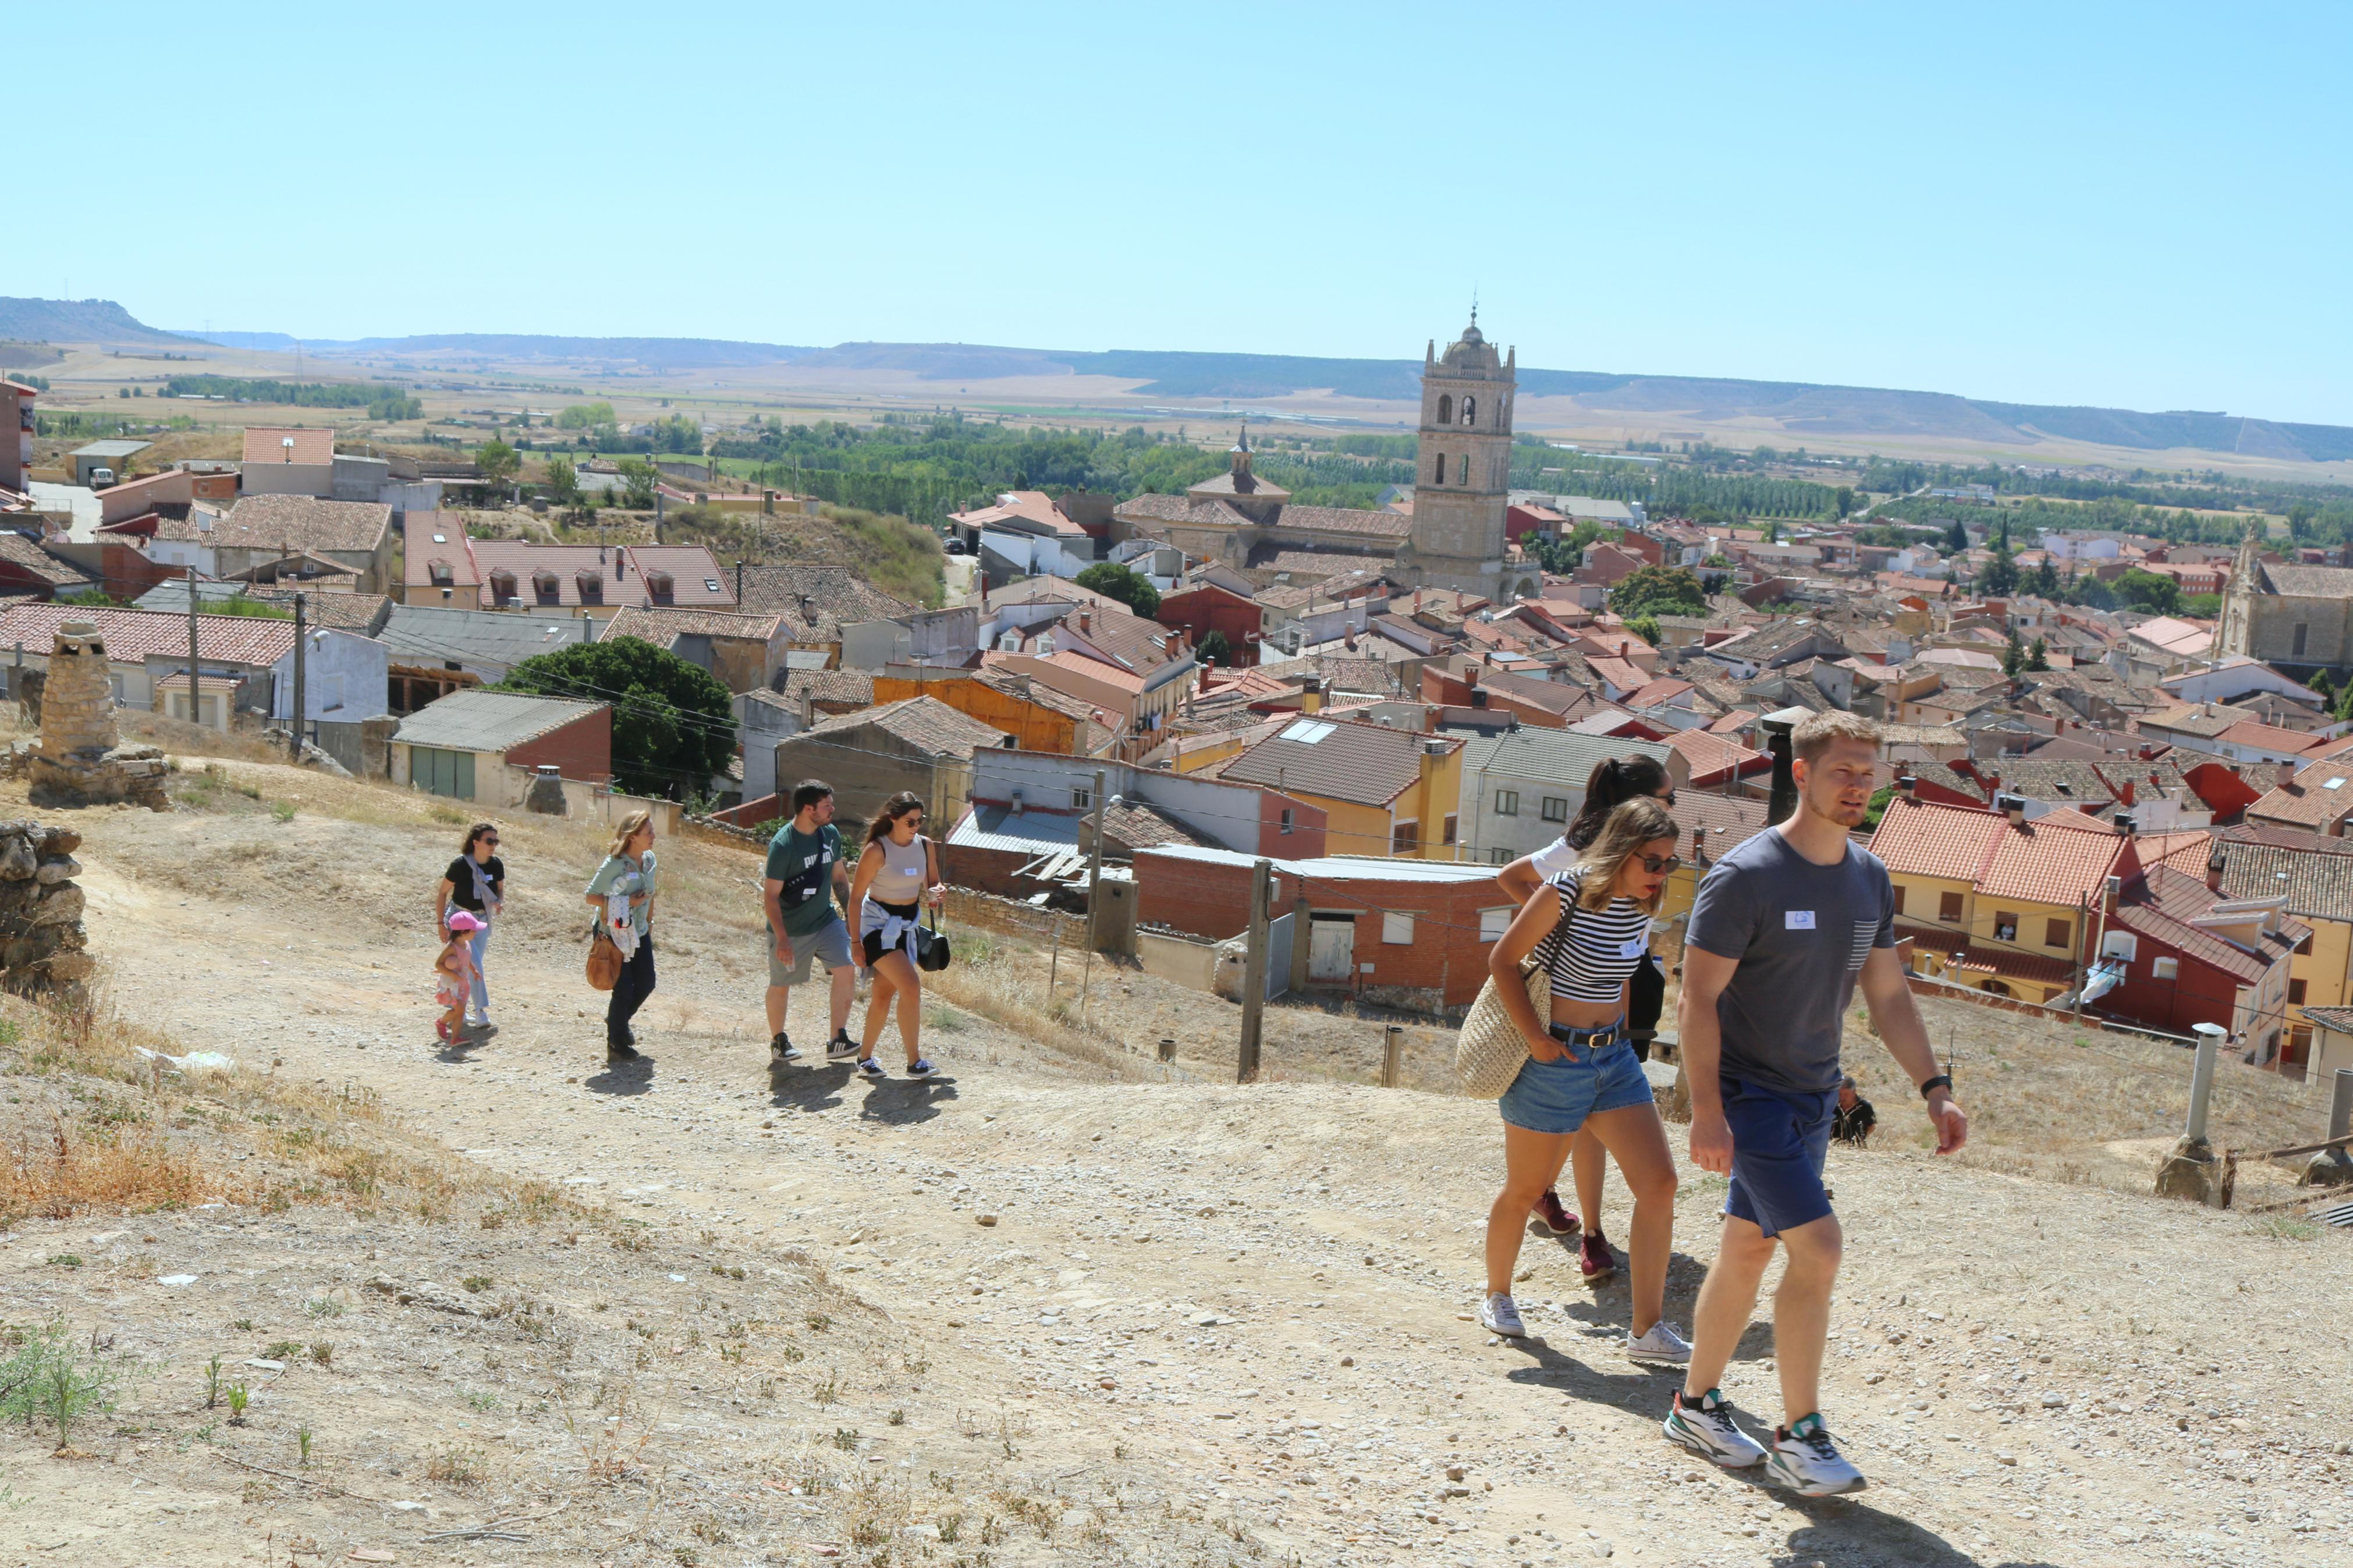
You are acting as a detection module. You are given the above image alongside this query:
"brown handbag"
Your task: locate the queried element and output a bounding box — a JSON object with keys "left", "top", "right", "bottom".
{"left": 585, "top": 924, "right": 623, "bottom": 991}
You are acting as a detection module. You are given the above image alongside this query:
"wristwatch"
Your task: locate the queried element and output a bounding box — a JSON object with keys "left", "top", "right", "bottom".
{"left": 1918, "top": 1073, "right": 1953, "bottom": 1099}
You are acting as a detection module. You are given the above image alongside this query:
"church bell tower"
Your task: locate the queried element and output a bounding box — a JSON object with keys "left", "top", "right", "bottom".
{"left": 1407, "top": 313, "right": 1516, "bottom": 598}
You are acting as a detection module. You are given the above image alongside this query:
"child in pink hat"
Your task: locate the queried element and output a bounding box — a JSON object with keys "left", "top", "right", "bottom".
{"left": 435, "top": 911, "right": 484, "bottom": 1043}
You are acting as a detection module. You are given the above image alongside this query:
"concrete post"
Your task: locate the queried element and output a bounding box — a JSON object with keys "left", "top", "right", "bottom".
{"left": 2302, "top": 1068, "right": 2353, "bottom": 1187}
{"left": 2157, "top": 1022, "right": 2230, "bottom": 1203}
{"left": 1381, "top": 1024, "right": 1404, "bottom": 1089}
{"left": 1237, "top": 858, "right": 1272, "bottom": 1083}
{"left": 2185, "top": 1022, "right": 2223, "bottom": 1145}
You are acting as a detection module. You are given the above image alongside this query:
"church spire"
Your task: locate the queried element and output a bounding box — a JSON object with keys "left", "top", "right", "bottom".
{"left": 1227, "top": 421, "right": 1255, "bottom": 493}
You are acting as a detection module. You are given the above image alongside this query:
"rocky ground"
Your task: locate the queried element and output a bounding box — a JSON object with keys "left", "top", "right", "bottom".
{"left": 1, "top": 754, "right": 2348, "bottom": 1568}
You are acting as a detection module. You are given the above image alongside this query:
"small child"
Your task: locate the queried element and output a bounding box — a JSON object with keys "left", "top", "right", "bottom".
{"left": 436, "top": 911, "right": 483, "bottom": 1042}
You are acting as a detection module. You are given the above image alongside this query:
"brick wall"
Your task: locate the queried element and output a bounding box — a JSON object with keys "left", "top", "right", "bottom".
{"left": 1135, "top": 849, "right": 1508, "bottom": 1007}
{"left": 507, "top": 708, "right": 613, "bottom": 784}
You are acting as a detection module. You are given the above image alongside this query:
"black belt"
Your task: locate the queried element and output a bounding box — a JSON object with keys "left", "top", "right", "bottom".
{"left": 1549, "top": 1017, "right": 1627, "bottom": 1048}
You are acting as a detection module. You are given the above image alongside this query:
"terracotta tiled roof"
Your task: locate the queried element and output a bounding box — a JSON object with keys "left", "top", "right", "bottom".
{"left": 1665, "top": 727, "right": 1763, "bottom": 784}
{"left": 2112, "top": 865, "right": 2306, "bottom": 986}
{"left": 153, "top": 495, "right": 392, "bottom": 554}
{"left": 2215, "top": 838, "right": 2353, "bottom": 926}
{"left": 0, "top": 600, "right": 297, "bottom": 666}
{"left": 241, "top": 427, "right": 335, "bottom": 467}
{"left": 2245, "top": 758, "right": 2353, "bottom": 829}
{"left": 769, "top": 667, "right": 875, "bottom": 708}
{"left": 1893, "top": 923, "right": 2078, "bottom": 986}
{"left": 1098, "top": 799, "right": 1220, "bottom": 854}
{"left": 1112, "top": 492, "right": 1411, "bottom": 541}
{"left": 735, "top": 563, "right": 910, "bottom": 631}
{"left": 1624, "top": 677, "right": 1694, "bottom": 710}
{"left": 471, "top": 542, "right": 734, "bottom": 612}
{"left": 1220, "top": 717, "right": 1455, "bottom": 808}
{"left": 1870, "top": 796, "right": 2127, "bottom": 905}
{"left": 598, "top": 606, "right": 784, "bottom": 647}
{"left": 2214, "top": 719, "right": 2327, "bottom": 755}
{"left": 0, "top": 533, "right": 92, "bottom": 589}
{"left": 804, "top": 694, "right": 1009, "bottom": 758}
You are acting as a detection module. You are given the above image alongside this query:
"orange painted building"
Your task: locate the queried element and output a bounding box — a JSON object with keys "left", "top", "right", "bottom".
{"left": 871, "top": 664, "right": 1105, "bottom": 756}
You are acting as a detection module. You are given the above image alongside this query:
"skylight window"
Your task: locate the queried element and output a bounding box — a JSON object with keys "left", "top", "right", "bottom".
{"left": 431, "top": 533, "right": 447, "bottom": 543}
{"left": 2326, "top": 777, "right": 2345, "bottom": 791}
{"left": 1283, "top": 720, "right": 1336, "bottom": 744}
{"left": 705, "top": 579, "right": 722, "bottom": 593}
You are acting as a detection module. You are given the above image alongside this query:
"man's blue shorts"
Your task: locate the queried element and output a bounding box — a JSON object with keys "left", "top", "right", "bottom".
{"left": 1721, "top": 1074, "right": 1837, "bottom": 1239}
{"left": 1497, "top": 1030, "right": 1654, "bottom": 1136}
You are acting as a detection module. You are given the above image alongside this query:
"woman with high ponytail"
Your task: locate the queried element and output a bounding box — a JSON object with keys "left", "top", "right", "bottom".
{"left": 1494, "top": 752, "right": 1676, "bottom": 1286}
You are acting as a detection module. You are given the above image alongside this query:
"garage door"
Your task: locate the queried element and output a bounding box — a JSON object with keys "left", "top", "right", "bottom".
{"left": 411, "top": 746, "right": 476, "bottom": 800}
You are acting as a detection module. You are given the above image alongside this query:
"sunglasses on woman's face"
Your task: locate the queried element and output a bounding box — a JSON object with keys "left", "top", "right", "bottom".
{"left": 1658, "top": 791, "right": 1677, "bottom": 809}
{"left": 1636, "top": 852, "right": 1683, "bottom": 875}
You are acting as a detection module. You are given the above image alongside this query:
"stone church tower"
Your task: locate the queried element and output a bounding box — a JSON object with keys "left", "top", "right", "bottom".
{"left": 1405, "top": 315, "right": 1517, "bottom": 598}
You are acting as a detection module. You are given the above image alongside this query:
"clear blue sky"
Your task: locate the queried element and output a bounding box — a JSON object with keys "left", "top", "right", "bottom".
{"left": 20, "top": 3, "right": 2351, "bottom": 422}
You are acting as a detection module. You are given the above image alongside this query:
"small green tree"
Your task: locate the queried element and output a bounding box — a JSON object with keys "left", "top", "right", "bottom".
{"left": 2113, "top": 568, "right": 2181, "bottom": 616}
{"left": 1073, "top": 562, "right": 1160, "bottom": 618}
{"left": 542, "top": 457, "right": 582, "bottom": 507}
{"left": 2031, "top": 556, "right": 2061, "bottom": 599}
{"left": 2027, "top": 637, "right": 2050, "bottom": 671}
{"left": 2002, "top": 628, "right": 2025, "bottom": 676}
{"left": 616, "top": 457, "right": 658, "bottom": 510}
{"left": 1981, "top": 544, "right": 2019, "bottom": 596}
{"left": 498, "top": 638, "right": 733, "bottom": 798}
{"left": 1610, "top": 565, "right": 1709, "bottom": 620}
{"left": 1626, "top": 614, "right": 1662, "bottom": 646}
{"left": 556, "top": 401, "right": 617, "bottom": 430}
{"left": 1946, "top": 517, "right": 1968, "bottom": 553}
{"left": 474, "top": 439, "right": 520, "bottom": 493}
{"left": 1195, "top": 629, "right": 1231, "bottom": 667}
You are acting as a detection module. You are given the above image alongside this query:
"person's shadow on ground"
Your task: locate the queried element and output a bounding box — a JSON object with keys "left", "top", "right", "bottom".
{"left": 585, "top": 1053, "right": 655, "bottom": 1096}
{"left": 1773, "top": 1501, "right": 2058, "bottom": 1567}
{"left": 432, "top": 1034, "right": 489, "bottom": 1066}
{"left": 857, "top": 1075, "right": 957, "bottom": 1125}
{"left": 769, "top": 1061, "right": 851, "bottom": 1115}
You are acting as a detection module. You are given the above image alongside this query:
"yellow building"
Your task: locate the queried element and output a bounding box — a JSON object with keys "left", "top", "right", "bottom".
{"left": 1212, "top": 716, "right": 1464, "bottom": 860}
{"left": 1869, "top": 795, "right": 2132, "bottom": 1005}
{"left": 2216, "top": 837, "right": 2353, "bottom": 1075}
{"left": 872, "top": 664, "right": 1107, "bottom": 756}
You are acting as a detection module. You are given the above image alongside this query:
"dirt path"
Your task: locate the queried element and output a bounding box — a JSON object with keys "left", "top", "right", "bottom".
{"left": 12, "top": 776, "right": 2353, "bottom": 1567}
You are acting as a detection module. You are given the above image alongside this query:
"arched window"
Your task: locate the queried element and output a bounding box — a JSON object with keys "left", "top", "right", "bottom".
{"left": 1433, "top": 453, "right": 1447, "bottom": 485}
{"left": 1459, "top": 453, "right": 1471, "bottom": 485}
{"left": 1435, "top": 394, "right": 1452, "bottom": 426}
{"left": 1461, "top": 396, "right": 1476, "bottom": 426}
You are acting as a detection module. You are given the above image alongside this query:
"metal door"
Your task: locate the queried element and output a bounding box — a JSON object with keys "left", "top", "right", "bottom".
{"left": 1307, "top": 915, "right": 1355, "bottom": 984}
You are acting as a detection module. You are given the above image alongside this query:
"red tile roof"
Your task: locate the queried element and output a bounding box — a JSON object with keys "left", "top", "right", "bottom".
{"left": 0, "top": 600, "right": 297, "bottom": 666}
{"left": 2214, "top": 719, "right": 2329, "bottom": 755}
{"left": 1665, "top": 727, "right": 1764, "bottom": 785}
{"left": 1893, "top": 922, "right": 2078, "bottom": 986}
{"left": 1869, "top": 797, "right": 2129, "bottom": 906}
{"left": 2111, "top": 865, "right": 2306, "bottom": 986}
{"left": 241, "top": 426, "right": 335, "bottom": 467}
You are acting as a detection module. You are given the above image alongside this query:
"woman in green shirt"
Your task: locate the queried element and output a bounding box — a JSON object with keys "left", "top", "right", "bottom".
{"left": 585, "top": 810, "right": 658, "bottom": 1061}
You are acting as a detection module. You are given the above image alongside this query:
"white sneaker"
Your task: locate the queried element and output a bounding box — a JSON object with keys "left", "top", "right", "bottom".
{"left": 1766, "top": 1416, "right": 1867, "bottom": 1496}
{"left": 1477, "top": 1293, "right": 1527, "bottom": 1338}
{"left": 1627, "top": 1321, "right": 1693, "bottom": 1364}
{"left": 1662, "top": 1388, "right": 1766, "bottom": 1467}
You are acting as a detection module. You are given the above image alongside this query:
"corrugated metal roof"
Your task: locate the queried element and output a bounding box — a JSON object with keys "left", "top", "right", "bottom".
{"left": 378, "top": 605, "right": 594, "bottom": 669}
{"left": 1133, "top": 843, "right": 1503, "bottom": 884}
{"left": 947, "top": 803, "right": 1082, "bottom": 856}
{"left": 391, "top": 689, "right": 606, "bottom": 753}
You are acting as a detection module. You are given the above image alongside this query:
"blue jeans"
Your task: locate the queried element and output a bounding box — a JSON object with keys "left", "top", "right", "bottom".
{"left": 465, "top": 923, "right": 492, "bottom": 1021}
{"left": 1720, "top": 1075, "right": 1837, "bottom": 1239}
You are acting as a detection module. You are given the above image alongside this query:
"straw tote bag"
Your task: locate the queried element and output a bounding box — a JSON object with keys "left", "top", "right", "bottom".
{"left": 1453, "top": 897, "right": 1572, "bottom": 1098}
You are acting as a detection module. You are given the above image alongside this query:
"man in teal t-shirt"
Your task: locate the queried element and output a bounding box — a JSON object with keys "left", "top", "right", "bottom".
{"left": 763, "top": 780, "right": 857, "bottom": 1066}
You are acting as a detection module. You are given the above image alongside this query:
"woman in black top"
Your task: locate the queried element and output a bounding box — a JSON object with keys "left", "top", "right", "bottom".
{"left": 1496, "top": 755, "right": 1675, "bottom": 1284}
{"left": 434, "top": 823, "right": 505, "bottom": 1039}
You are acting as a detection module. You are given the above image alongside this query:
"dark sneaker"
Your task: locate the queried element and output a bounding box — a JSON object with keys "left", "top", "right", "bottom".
{"left": 856, "top": 1057, "right": 888, "bottom": 1080}
{"left": 1768, "top": 1415, "right": 1866, "bottom": 1495}
{"left": 1663, "top": 1387, "right": 1766, "bottom": 1467}
{"left": 1532, "top": 1189, "right": 1578, "bottom": 1236}
{"left": 1579, "top": 1231, "right": 1617, "bottom": 1284}
{"left": 606, "top": 1040, "right": 641, "bottom": 1062}
{"left": 906, "top": 1058, "right": 939, "bottom": 1079}
{"left": 825, "top": 1030, "right": 861, "bottom": 1062}
{"left": 771, "top": 1032, "right": 802, "bottom": 1063}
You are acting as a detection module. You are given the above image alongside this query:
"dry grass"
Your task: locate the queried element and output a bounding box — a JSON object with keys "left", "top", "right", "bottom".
{"left": 1, "top": 1112, "right": 231, "bottom": 1221}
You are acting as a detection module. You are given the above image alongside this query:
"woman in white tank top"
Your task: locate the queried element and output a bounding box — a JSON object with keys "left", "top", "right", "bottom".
{"left": 847, "top": 790, "right": 946, "bottom": 1081}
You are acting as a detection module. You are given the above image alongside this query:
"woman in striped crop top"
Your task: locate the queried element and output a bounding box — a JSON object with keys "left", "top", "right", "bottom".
{"left": 1473, "top": 797, "right": 1693, "bottom": 1364}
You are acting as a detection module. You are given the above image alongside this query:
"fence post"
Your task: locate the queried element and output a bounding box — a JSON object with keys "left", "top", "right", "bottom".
{"left": 1080, "top": 767, "right": 1106, "bottom": 1027}
{"left": 1380, "top": 1024, "right": 1403, "bottom": 1089}
{"left": 1237, "top": 858, "right": 1272, "bottom": 1083}
{"left": 2304, "top": 1068, "right": 2353, "bottom": 1188}
{"left": 2156, "top": 1022, "right": 2230, "bottom": 1204}
{"left": 1158, "top": 1037, "right": 1176, "bottom": 1065}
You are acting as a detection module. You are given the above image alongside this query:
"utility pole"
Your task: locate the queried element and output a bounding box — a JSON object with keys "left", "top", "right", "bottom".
{"left": 1080, "top": 767, "right": 1107, "bottom": 1026}
{"left": 1238, "top": 857, "right": 1272, "bottom": 1083}
{"left": 290, "top": 593, "right": 307, "bottom": 758}
{"left": 2070, "top": 892, "right": 2088, "bottom": 1016}
{"left": 185, "top": 568, "right": 201, "bottom": 726}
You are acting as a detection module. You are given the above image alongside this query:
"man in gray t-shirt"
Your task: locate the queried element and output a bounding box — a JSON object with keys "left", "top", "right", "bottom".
{"left": 1662, "top": 714, "right": 1968, "bottom": 1499}
{"left": 1685, "top": 829, "right": 1896, "bottom": 1096}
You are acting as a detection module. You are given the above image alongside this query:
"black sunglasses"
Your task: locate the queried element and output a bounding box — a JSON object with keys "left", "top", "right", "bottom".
{"left": 1636, "top": 852, "right": 1683, "bottom": 875}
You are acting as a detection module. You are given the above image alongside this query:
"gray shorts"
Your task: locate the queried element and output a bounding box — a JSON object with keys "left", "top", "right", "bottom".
{"left": 769, "top": 916, "right": 853, "bottom": 987}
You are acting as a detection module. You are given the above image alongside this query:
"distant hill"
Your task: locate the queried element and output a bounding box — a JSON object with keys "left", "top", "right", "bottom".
{"left": 0, "top": 297, "right": 203, "bottom": 347}
{"left": 98, "top": 303, "right": 2353, "bottom": 465}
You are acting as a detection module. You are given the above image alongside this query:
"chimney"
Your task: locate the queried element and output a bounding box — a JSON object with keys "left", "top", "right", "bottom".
{"left": 1691, "top": 824, "right": 1709, "bottom": 866}
{"left": 1414, "top": 588, "right": 1423, "bottom": 614}
{"left": 2277, "top": 758, "right": 2299, "bottom": 790}
{"left": 2119, "top": 779, "right": 2135, "bottom": 808}
{"left": 1344, "top": 625, "right": 1358, "bottom": 650}
{"left": 2104, "top": 873, "right": 2122, "bottom": 915}
{"left": 1078, "top": 609, "right": 1092, "bottom": 635}
{"left": 1996, "top": 791, "right": 2027, "bottom": 827}
{"left": 2206, "top": 842, "right": 2226, "bottom": 893}
{"left": 1894, "top": 774, "right": 1917, "bottom": 801}
{"left": 2112, "top": 812, "right": 2135, "bottom": 837}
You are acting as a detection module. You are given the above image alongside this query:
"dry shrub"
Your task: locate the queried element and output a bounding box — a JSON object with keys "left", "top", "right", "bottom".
{"left": 1, "top": 1114, "right": 236, "bottom": 1221}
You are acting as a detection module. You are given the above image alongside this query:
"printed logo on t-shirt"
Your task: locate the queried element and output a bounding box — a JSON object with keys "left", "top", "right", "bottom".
{"left": 1785, "top": 910, "right": 1816, "bottom": 930}
{"left": 1620, "top": 935, "right": 1649, "bottom": 959}
{"left": 1848, "top": 919, "right": 1876, "bottom": 972}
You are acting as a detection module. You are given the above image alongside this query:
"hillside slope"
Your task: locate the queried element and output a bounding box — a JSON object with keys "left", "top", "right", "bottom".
{"left": 2, "top": 750, "right": 2345, "bottom": 1567}
{"left": 0, "top": 297, "right": 201, "bottom": 347}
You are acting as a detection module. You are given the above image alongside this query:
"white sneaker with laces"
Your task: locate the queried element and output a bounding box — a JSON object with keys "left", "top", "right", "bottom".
{"left": 1477, "top": 1293, "right": 1527, "bottom": 1338}
{"left": 1662, "top": 1388, "right": 1766, "bottom": 1467}
{"left": 1767, "top": 1416, "right": 1867, "bottom": 1495}
{"left": 1627, "top": 1320, "right": 1693, "bottom": 1364}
